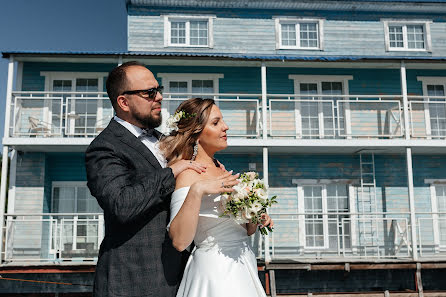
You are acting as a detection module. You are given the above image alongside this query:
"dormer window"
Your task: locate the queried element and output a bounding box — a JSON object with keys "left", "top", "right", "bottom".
{"left": 383, "top": 20, "right": 432, "bottom": 51}
{"left": 164, "top": 15, "right": 214, "bottom": 48}
{"left": 275, "top": 18, "right": 324, "bottom": 50}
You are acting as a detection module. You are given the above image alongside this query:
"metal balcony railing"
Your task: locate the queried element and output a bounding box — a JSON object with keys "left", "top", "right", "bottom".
{"left": 409, "top": 96, "right": 446, "bottom": 139}
{"left": 4, "top": 213, "right": 104, "bottom": 262}
{"left": 3, "top": 212, "right": 446, "bottom": 263}
{"left": 7, "top": 91, "right": 446, "bottom": 140}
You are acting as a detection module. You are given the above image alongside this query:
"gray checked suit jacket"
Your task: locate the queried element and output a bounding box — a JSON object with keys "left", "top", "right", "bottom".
{"left": 85, "top": 119, "right": 183, "bottom": 297}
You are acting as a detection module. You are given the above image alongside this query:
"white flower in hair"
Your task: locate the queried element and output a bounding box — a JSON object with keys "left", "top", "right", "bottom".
{"left": 166, "top": 110, "right": 196, "bottom": 132}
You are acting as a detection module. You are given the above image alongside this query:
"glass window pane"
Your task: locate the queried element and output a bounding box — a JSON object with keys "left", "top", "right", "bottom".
{"left": 171, "top": 21, "right": 186, "bottom": 44}
{"left": 169, "top": 81, "right": 188, "bottom": 93}
{"left": 190, "top": 21, "right": 208, "bottom": 46}
{"left": 300, "top": 22, "right": 318, "bottom": 48}
{"left": 427, "top": 85, "right": 445, "bottom": 97}
{"left": 192, "top": 80, "right": 214, "bottom": 94}
{"left": 389, "top": 26, "right": 404, "bottom": 48}
{"left": 76, "top": 79, "right": 98, "bottom": 93}
{"left": 53, "top": 187, "right": 76, "bottom": 213}
{"left": 281, "top": 24, "right": 296, "bottom": 46}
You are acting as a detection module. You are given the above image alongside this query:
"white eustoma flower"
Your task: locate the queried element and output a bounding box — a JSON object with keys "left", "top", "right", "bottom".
{"left": 249, "top": 202, "right": 263, "bottom": 214}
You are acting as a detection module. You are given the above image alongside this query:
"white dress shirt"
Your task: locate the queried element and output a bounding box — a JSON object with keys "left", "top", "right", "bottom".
{"left": 114, "top": 116, "right": 167, "bottom": 168}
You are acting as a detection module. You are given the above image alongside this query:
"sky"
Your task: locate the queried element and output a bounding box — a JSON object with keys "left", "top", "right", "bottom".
{"left": 0, "top": 0, "right": 127, "bottom": 146}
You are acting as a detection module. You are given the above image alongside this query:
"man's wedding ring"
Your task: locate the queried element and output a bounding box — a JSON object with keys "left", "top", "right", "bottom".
{"left": 222, "top": 181, "right": 224, "bottom": 187}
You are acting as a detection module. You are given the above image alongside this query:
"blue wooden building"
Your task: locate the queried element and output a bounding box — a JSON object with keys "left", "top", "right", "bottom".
{"left": 1, "top": 0, "right": 446, "bottom": 295}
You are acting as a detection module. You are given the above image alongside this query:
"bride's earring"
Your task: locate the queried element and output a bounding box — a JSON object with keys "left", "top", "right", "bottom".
{"left": 191, "top": 140, "right": 199, "bottom": 161}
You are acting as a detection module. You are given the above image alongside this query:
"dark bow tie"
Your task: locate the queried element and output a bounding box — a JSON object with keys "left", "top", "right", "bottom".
{"left": 138, "top": 128, "right": 155, "bottom": 139}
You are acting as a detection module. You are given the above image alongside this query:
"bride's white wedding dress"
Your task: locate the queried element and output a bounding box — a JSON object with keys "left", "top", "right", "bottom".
{"left": 168, "top": 186, "right": 267, "bottom": 297}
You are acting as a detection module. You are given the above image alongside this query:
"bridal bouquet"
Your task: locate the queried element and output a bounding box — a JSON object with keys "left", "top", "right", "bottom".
{"left": 220, "top": 172, "right": 277, "bottom": 235}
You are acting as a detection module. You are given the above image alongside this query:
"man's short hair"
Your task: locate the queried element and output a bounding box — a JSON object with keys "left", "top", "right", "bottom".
{"left": 106, "top": 61, "right": 146, "bottom": 109}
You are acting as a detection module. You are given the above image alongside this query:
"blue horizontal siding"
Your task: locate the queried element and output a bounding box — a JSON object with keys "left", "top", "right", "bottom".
{"left": 21, "top": 62, "right": 115, "bottom": 91}
{"left": 45, "top": 153, "right": 87, "bottom": 182}
{"left": 20, "top": 63, "right": 446, "bottom": 97}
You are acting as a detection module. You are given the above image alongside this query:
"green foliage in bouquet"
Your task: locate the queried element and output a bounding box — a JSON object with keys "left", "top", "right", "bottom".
{"left": 220, "top": 172, "right": 278, "bottom": 235}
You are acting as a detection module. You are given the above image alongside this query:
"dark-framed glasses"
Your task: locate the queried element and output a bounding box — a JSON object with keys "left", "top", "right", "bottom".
{"left": 122, "top": 86, "right": 164, "bottom": 99}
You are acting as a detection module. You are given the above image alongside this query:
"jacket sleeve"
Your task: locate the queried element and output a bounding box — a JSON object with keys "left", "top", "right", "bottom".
{"left": 85, "top": 140, "right": 176, "bottom": 225}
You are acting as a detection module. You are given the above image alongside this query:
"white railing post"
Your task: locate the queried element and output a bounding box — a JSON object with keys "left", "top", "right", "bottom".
{"left": 0, "top": 56, "right": 15, "bottom": 261}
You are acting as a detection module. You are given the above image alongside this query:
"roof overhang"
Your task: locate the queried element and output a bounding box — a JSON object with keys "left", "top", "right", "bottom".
{"left": 128, "top": 0, "right": 446, "bottom": 14}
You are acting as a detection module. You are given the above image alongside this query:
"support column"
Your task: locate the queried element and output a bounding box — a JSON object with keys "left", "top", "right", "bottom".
{"left": 400, "top": 61, "right": 410, "bottom": 140}
{"left": 261, "top": 62, "right": 271, "bottom": 263}
{"left": 401, "top": 61, "right": 418, "bottom": 261}
{"left": 406, "top": 147, "right": 418, "bottom": 261}
{"left": 0, "top": 56, "right": 15, "bottom": 260}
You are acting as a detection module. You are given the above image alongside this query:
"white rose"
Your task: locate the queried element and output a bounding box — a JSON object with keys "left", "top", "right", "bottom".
{"left": 174, "top": 113, "right": 181, "bottom": 122}
{"left": 245, "top": 172, "right": 257, "bottom": 181}
{"left": 254, "top": 188, "right": 267, "bottom": 202}
{"left": 233, "top": 183, "right": 249, "bottom": 198}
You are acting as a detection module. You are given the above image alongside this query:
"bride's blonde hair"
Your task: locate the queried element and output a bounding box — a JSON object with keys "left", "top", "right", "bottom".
{"left": 159, "top": 98, "right": 215, "bottom": 165}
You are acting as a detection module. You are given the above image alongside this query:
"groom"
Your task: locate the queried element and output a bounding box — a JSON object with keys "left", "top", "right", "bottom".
{"left": 85, "top": 61, "right": 205, "bottom": 297}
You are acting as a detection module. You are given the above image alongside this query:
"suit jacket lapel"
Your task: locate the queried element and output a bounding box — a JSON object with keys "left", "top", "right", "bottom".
{"left": 108, "top": 119, "right": 163, "bottom": 170}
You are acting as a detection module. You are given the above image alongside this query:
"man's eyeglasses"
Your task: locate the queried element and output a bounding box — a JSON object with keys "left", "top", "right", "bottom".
{"left": 122, "top": 86, "right": 164, "bottom": 99}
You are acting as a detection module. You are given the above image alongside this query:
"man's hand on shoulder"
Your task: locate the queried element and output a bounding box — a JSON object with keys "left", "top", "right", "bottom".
{"left": 169, "top": 160, "right": 207, "bottom": 178}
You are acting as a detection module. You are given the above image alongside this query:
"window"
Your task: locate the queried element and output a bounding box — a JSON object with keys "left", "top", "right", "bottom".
{"left": 275, "top": 18, "right": 324, "bottom": 50}
{"left": 417, "top": 77, "right": 446, "bottom": 138}
{"left": 156, "top": 73, "right": 223, "bottom": 132}
{"left": 157, "top": 73, "right": 223, "bottom": 97}
{"left": 426, "top": 180, "right": 446, "bottom": 251}
{"left": 164, "top": 15, "right": 214, "bottom": 47}
{"left": 41, "top": 72, "right": 113, "bottom": 136}
{"left": 294, "top": 181, "right": 353, "bottom": 250}
{"left": 52, "top": 182, "right": 103, "bottom": 253}
{"left": 383, "top": 20, "right": 432, "bottom": 51}
{"left": 288, "top": 75, "right": 353, "bottom": 138}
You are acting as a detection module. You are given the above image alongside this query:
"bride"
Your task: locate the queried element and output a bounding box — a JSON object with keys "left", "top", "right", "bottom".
{"left": 159, "top": 98, "right": 273, "bottom": 297}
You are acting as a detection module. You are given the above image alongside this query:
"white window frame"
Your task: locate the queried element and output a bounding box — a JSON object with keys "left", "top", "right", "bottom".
{"left": 293, "top": 179, "right": 357, "bottom": 251}
{"left": 274, "top": 17, "right": 324, "bottom": 50}
{"left": 288, "top": 75, "right": 353, "bottom": 138}
{"left": 382, "top": 19, "right": 432, "bottom": 52}
{"left": 157, "top": 73, "right": 223, "bottom": 95}
{"left": 417, "top": 76, "right": 446, "bottom": 138}
{"left": 425, "top": 179, "right": 446, "bottom": 251}
{"left": 51, "top": 181, "right": 103, "bottom": 253}
{"left": 41, "top": 72, "right": 109, "bottom": 136}
{"left": 163, "top": 14, "right": 215, "bottom": 48}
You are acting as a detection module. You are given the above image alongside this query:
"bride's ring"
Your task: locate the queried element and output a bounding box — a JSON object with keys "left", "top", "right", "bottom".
{"left": 190, "top": 161, "right": 192, "bottom": 164}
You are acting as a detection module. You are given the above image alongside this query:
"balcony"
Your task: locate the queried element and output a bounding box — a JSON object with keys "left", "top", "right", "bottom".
{"left": 3, "top": 212, "right": 445, "bottom": 263}
{"left": 4, "top": 214, "right": 103, "bottom": 262}
{"left": 7, "top": 91, "right": 446, "bottom": 141}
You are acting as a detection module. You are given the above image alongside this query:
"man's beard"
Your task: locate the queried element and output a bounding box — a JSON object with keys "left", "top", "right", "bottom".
{"left": 132, "top": 109, "right": 162, "bottom": 129}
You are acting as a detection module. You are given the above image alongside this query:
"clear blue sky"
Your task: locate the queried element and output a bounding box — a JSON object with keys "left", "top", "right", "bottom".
{"left": 0, "top": 0, "right": 127, "bottom": 146}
